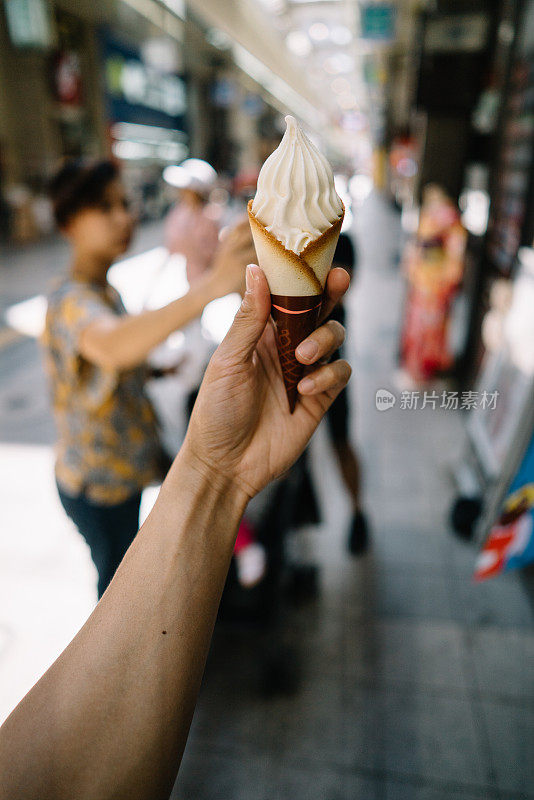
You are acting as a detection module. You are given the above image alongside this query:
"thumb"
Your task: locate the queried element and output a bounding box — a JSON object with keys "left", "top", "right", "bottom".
{"left": 218, "top": 264, "right": 271, "bottom": 362}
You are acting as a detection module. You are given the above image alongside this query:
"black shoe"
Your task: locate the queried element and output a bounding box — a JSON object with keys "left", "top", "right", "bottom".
{"left": 348, "top": 510, "right": 369, "bottom": 556}
{"left": 286, "top": 564, "right": 320, "bottom": 604}
{"left": 450, "top": 496, "right": 482, "bottom": 541}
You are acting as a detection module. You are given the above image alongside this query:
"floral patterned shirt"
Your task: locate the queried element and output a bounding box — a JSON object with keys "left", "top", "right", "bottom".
{"left": 43, "top": 278, "right": 164, "bottom": 504}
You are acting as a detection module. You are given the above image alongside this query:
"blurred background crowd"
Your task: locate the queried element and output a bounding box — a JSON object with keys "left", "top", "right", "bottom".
{"left": 1, "top": 0, "right": 534, "bottom": 798}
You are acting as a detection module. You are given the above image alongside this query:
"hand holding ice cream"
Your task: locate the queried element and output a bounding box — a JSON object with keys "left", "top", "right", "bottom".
{"left": 186, "top": 264, "right": 350, "bottom": 498}
{"left": 248, "top": 115, "right": 344, "bottom": 409}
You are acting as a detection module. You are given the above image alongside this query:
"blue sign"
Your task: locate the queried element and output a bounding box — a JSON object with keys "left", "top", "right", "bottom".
{"left": 361, "top": 4, "right": 396, "bottom": 41}
{"left": 475, "top": 432, "right": 534, "bottom": 580}
{"left": 100, "top": 30, "right": 187, "bottom": 132}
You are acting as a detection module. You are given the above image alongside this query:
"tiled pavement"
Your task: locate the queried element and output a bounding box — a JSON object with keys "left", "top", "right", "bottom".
{"left": 1, "top": 197, "right": 533, "bottom": 799}
{"left": 173, "top": 195, "right": 534, "bottom": 799}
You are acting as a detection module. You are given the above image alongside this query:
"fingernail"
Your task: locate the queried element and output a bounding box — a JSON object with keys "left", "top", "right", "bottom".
{"left": 299, "top": 377, "right": 315, "bottom": 393}
{"left": 296, "top": 340, "right": 318, "bottom": 361}
{"left": 249, "top": 263, "right": 261, "bottom": 279}
{"left": 245, "top": 265, "right": 253, "bottom": 292}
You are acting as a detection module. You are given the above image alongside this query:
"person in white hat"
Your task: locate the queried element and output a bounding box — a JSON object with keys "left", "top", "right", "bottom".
{"left": 163, "top": 158, "right": 225, "bottom": 286}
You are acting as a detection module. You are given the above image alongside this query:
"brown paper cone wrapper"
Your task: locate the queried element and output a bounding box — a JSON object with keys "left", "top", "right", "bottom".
{"left": 270, "top": 293, "right": 323, "bottom": 413}
{"left": 247, "top": 200, "right": 344, "bottom": 413}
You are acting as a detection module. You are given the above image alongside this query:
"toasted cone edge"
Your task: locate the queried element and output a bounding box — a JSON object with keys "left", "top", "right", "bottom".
{"left": 247, "top": 200, "right": 344, "bottom": 295}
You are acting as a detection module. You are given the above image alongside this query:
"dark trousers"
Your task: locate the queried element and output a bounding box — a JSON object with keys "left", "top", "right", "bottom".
{"left": 58, "top": 486, "right": 142, "bottom": 599}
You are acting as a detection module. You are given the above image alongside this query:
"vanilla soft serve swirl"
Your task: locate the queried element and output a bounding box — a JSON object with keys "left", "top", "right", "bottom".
{"left": 251, "top": 115, "right": 343, "bottom": 254}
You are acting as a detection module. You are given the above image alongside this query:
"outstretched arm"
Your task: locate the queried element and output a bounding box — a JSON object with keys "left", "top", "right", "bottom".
{"left": 0, "top": 452, "right": 247, "bottom": 800}
{"left": 79, "top": 279, "right": 214, "bottom": 370}
{"left": 79, "top": 218, "right": 255, "bottom": 371}
{"left": 0, "top": 266, "right": 350, "bottom": 800}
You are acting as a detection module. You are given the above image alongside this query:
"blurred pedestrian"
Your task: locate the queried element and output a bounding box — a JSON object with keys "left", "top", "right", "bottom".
{"left": 327, "top": 232, "right": 369, "bottom": 554}
{"left": 44, "top": 159, "right": 255, "bottom": 597}
{"left": 163, "top": 158, "right": 222, "bottom": 286}
{"left": 400, "top": 184, "right": 466, "bottom": 382}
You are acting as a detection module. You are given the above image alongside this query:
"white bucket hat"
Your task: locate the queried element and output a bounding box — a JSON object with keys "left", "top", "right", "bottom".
{"left": 163, "top": 158, "right": 217, "bottom": 195}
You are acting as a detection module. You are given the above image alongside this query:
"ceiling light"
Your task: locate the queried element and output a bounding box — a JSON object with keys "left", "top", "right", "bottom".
{"left": 323, "top": 53, "right": 354, "bottom": 74}
{"left": 330, "top": 25, "right": 352, "bottom": 46}
{"left": 286, "top": 30, "right": 312, "bottom": 57}
{"left": 206, "top": 28, "right": 232, "bottom": 49}
{"left": 141, "top": 38, "right": 181, "bottom": 73}
{"left": 309, "top": 22, "right": 329, "bottom": 42}
{"left": 161, "top": 0, "right": 185, "bottom": 17}
{"left": 331, "top": 77, "right": 351, "bottom": 94}
{"left": 257, "top": 0, "right": 285, "bottom": 13}
{"left": 337, "top": 92, "right": 357, "bottom": 110}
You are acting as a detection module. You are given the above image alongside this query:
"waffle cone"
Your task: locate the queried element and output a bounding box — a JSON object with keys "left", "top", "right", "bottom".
{"left": 247, "top": 200, "right": 343, "bottom": 296}
{"left": 247, "top": 201, "right": 344, "bottom": 412}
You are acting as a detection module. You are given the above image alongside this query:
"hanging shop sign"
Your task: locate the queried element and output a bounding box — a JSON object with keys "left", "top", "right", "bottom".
{"left": 360, "top": 4, "right": 396, "bottom": 42}
{"left": 474, "top": 432, "right": 534, "bottom": 580}
{"left": 4, "top": 0, "right": 55, "bottom": 48}
{"left": 101, "top": 30, "right": 186, "bottom": 131}
{"left": 424, "top": 14, "right": 489, "bottom": 54}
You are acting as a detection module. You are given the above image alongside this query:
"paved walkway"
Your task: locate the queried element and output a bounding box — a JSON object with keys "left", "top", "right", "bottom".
{"left": 176, "top": 195, "right": 534, "bottom": 799}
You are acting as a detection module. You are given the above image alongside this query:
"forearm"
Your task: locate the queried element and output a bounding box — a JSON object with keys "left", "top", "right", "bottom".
{"left": 85, "top": 278, "right": 215, "bottom": 370}
{"left": 0, "top": 448, "right": 248, "bottom": 800}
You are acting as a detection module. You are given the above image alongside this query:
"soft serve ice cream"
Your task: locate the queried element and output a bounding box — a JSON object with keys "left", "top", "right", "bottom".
{"left": 248, "top": 115, "right": 344, "bottom": 410}
{"left": 251, "top": 115, "right": 343, "bottom": 255}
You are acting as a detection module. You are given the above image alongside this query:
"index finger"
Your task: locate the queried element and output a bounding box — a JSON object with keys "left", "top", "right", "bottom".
{"left": 319, "top": 268, "right": 350, "bottom": 323}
